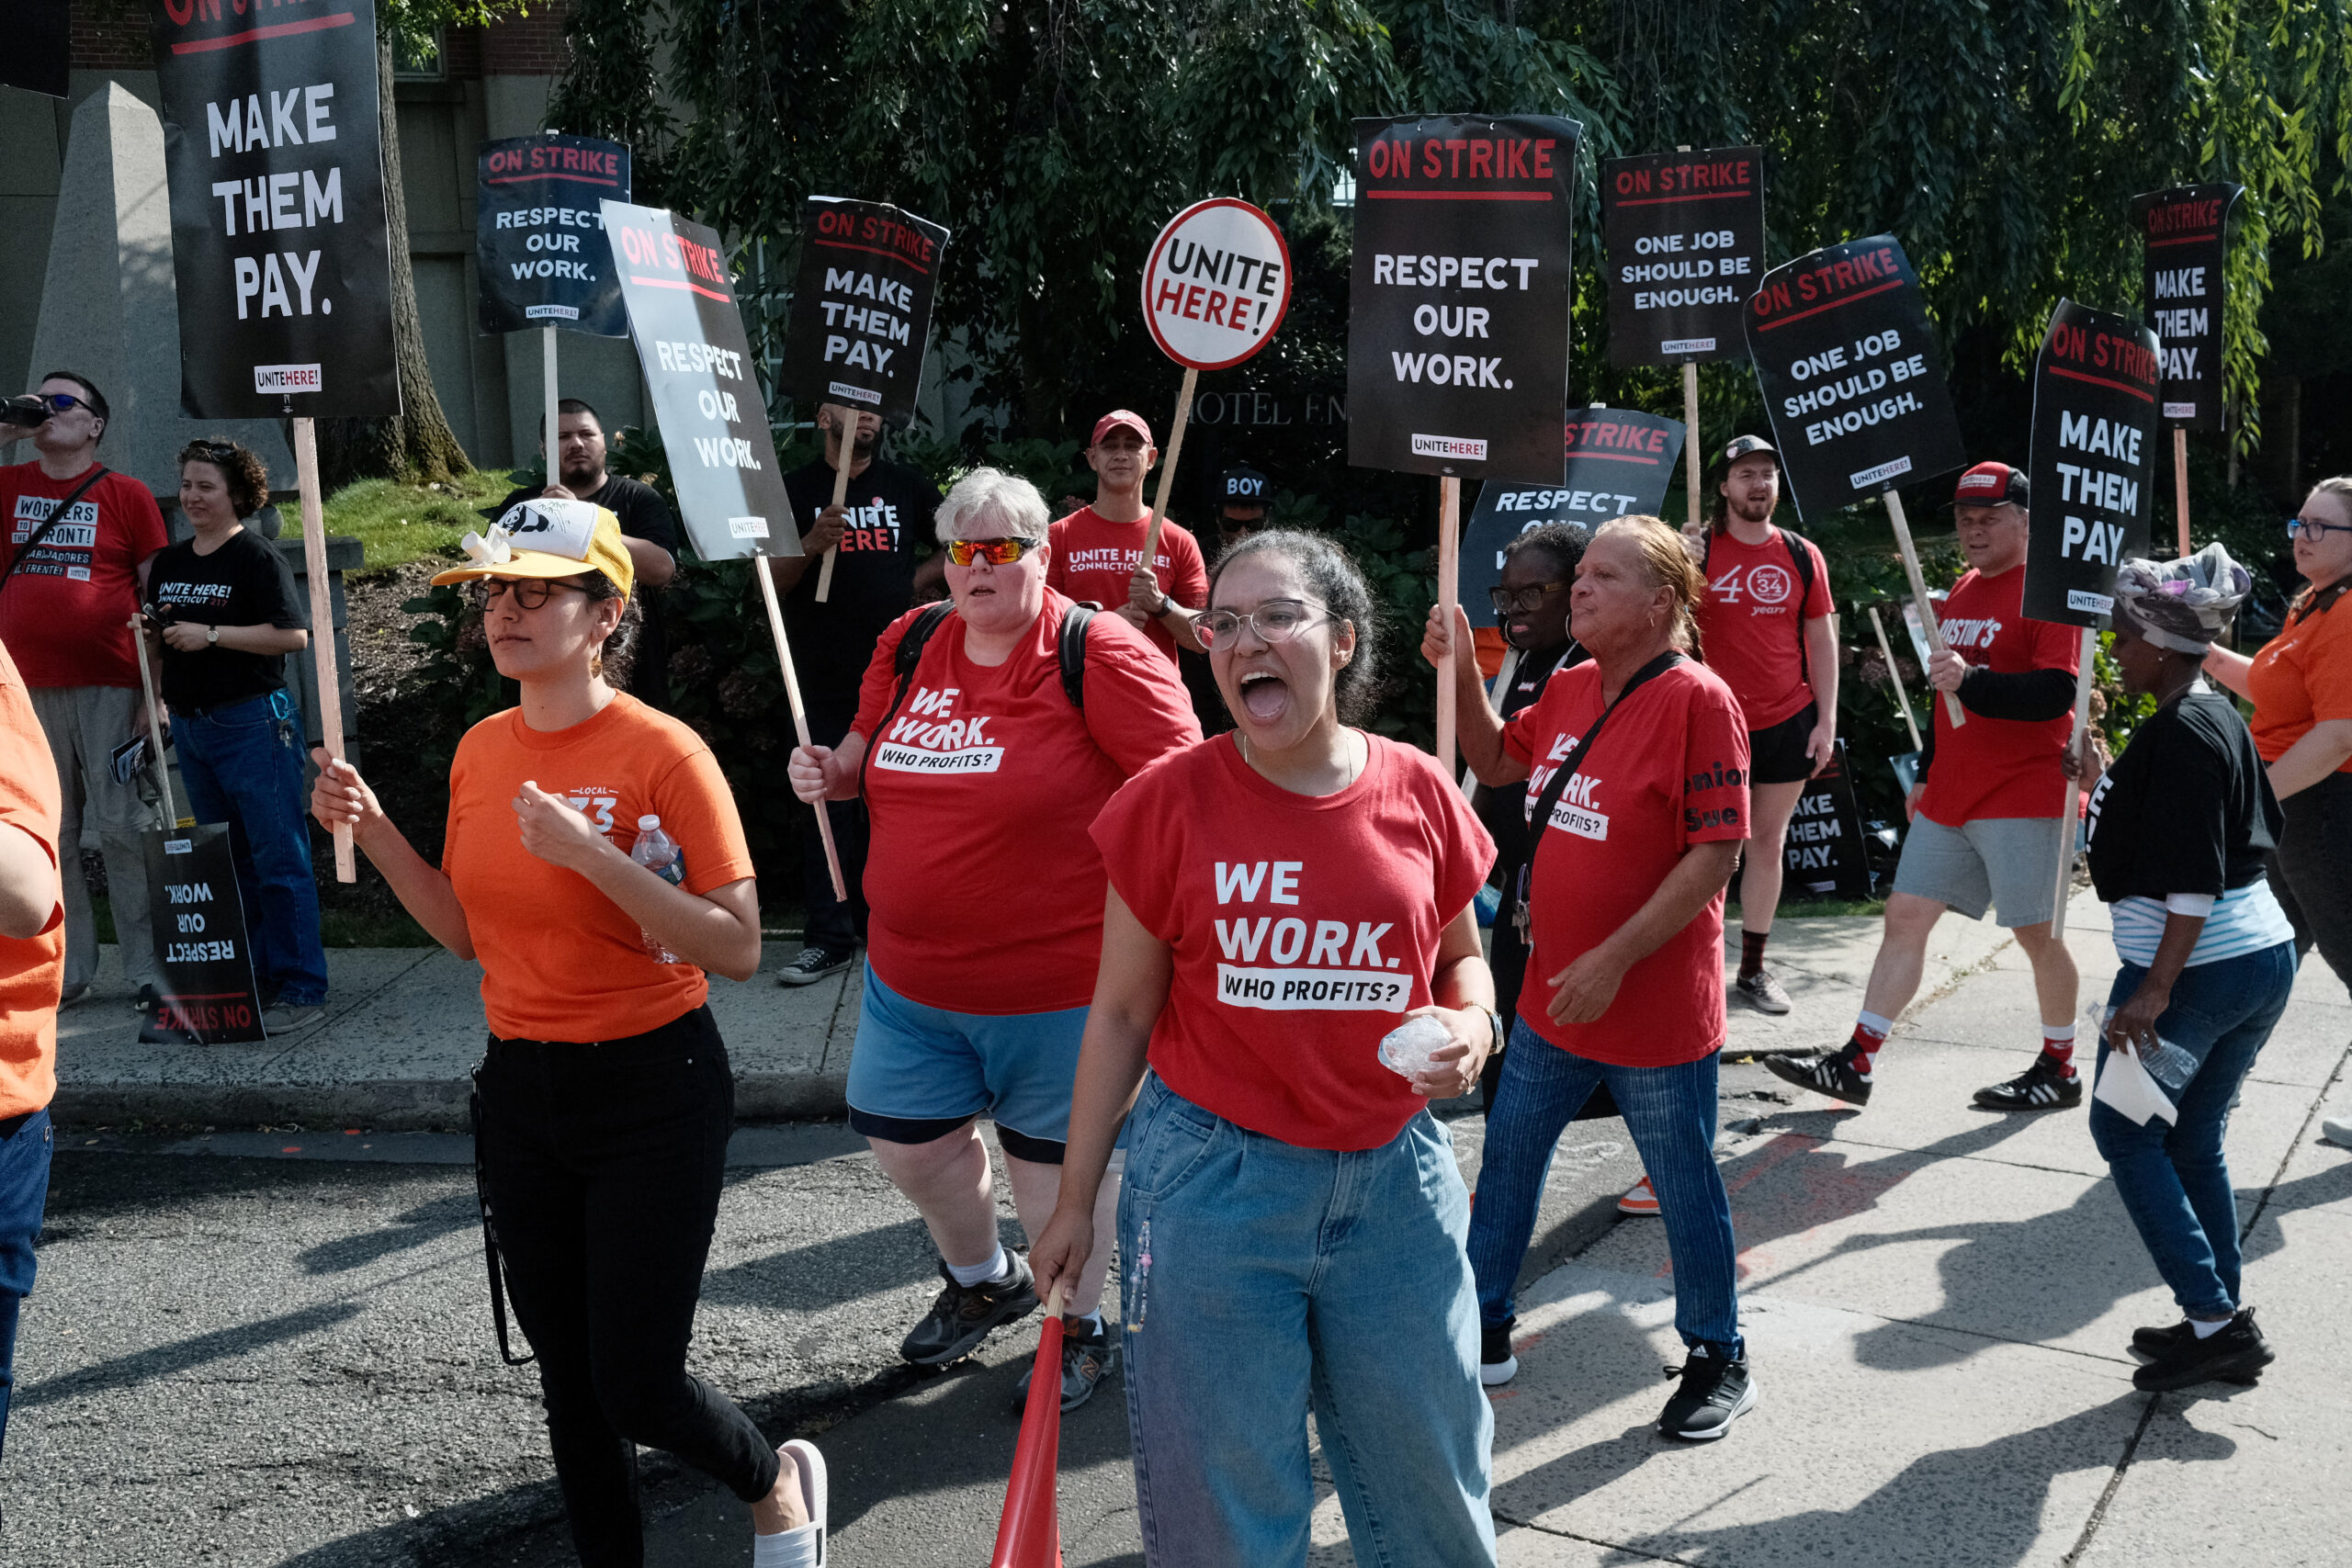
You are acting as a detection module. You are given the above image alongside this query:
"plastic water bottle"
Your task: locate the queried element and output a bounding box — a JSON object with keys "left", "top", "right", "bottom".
{"left": 1377, "top": 1014, "right": 1453, "bottom": 1078}
{"left": 631, "top": 815, "right": 684, "bottom": 962}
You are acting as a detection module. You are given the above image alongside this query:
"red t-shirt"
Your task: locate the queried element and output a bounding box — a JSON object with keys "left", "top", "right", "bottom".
{"left": 0, "top": 461, "right": 170, "bottom": 689}
{"left": 1696, "top": 526, "right": 1832, "bottom": 729}
{"left": 1092, "top": 734, "right": 1495, "bottom": 1151}
{"left": 853, "top": 591, "right": 1201, "bottom": 1013}
{"left": 1500, "top": 658, "right": 1749, "bottom": 1067}
{"left": 1044, "top": 506, "right": 1209, "bottom": 663}
{"left": 1919, "top": 565, "right": 2083, "bottom": 825}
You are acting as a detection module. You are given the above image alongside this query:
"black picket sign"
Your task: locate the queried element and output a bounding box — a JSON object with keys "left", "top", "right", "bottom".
{"left": 605, "top": 201, "right": 797, "bottom": 563}
{"left": 775, "top": 197, "right": 949, "bottom": 429}
{"left": 1461, "top": 408, "right": 1685, "bottom": 626}
{"left": 1601, "top": 146, "right": 1766, "bottom": 367}
{"left": 141, "top": 825, "right": 264, "bottom": 1046}
{"left": 1346, "top": 114, "right": 1581, "bottom": 479}
{"left": 1778, "top": 741, "right": 1871, "bottom": 901}
{"left": 2022, "top": 300, "right": 2161, "bottom": 626}
{"left": 1743, "top": 235, "right": 1966, "bottom": 519}
{"left": 152, "top": 0, "right": 400, "bottom": 419}
{"left": 476, "top": 134, "right": 631, "bottom": 336}
{"left": 2130, "top": 185, "right": 2242, "bottom": 433}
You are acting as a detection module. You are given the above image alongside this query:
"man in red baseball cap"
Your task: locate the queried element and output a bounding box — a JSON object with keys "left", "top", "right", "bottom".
{"left": 1044, "top": 410, "right": 1209, "bottom": 664}
{"left": 1767, "top": 460, "right": 2087, "bottom": 1112}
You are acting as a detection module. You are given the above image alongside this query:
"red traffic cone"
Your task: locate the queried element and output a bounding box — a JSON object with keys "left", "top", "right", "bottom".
{"left": 990, "top": 1284, "right": 1067, "bottom": 1568}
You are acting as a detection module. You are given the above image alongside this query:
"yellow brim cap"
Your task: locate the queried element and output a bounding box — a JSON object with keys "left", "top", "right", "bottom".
{"left": 431, "top": 499, "right": 635, "bottom": 597}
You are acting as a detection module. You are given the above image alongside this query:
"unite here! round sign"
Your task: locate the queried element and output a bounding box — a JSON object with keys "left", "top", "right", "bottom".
{"left": 1141, "top": 198, "right": 1294, "bottom": 370}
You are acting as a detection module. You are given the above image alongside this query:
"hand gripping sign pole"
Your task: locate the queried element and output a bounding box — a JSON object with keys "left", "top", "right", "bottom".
{"left": 991, "top": 1281, "right": 1069, "bottom": 1567}
{"left": 2132, "top": 183, "right": 2243, "bottom": 559}
{"left": 293, "top": 417, "right": 357, "bottom": 881}
{"left": 1880, "top": 489, "right": 1965, "bottom": 729}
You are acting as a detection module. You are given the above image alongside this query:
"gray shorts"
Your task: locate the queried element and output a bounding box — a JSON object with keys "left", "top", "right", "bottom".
{"left": 1892, "top": 814, "right": 2066, "bottom": 928}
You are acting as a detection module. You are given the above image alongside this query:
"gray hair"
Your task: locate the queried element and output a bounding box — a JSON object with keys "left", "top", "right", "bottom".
{"left": 935, "top": 467, "right": 1048, "bottom": 544}
{"left": 2113, "top": 542, "right": 2252, "bottom": 653}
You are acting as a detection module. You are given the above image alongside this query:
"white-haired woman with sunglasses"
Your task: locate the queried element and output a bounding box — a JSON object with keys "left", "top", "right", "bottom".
{"left": 788, "top": 467, "right": 1199, "bottom": 1410}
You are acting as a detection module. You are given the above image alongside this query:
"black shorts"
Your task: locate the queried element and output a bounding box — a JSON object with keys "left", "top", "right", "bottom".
{"left": 1747, "top": 703, "right": 1818, "bottom": 785}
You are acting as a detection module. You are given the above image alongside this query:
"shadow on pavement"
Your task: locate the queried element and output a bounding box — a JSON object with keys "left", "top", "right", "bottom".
{"left": 16, "top": 1298, "right": 363, "bottom": 1412}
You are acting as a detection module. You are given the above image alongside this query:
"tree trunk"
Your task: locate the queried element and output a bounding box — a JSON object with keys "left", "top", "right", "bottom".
{"left": 318, "top": 28, "right": 472, "bottom": 491}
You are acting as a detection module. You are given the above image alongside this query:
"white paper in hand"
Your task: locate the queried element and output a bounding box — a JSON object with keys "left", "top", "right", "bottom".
{"left": 2094, "top": 1044, "right": 2178, "bottom": 1126}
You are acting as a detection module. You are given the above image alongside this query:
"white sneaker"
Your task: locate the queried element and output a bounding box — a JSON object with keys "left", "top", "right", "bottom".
{"left": 2321, "top": 1114, "right": 2352, "bottom": 1149}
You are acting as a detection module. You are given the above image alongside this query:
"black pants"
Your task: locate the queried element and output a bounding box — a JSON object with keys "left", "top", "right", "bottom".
{"left": 801, "top": 795, "right": 871, "bottom": 953}
{"left": 2270, "top": 770, "right": 2352, "bottom": 998}
{"left": 476, "top": 1007, "right": 778, "bottom": 1566}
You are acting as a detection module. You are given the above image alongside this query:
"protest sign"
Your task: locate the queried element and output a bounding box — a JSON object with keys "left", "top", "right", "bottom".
{"left": 1601, "top": 147, "right": 1765, "bottom": 368}
{"left": 4, "top": 0, "right": 67, "bottom": 97}
{"left": 152, "top": 0, "right": 399, "bottom": 420}
{"left": 476, "top": 135, "right": 630, "bottom": 335}
{"left": 2132, "top": 183, "right": 2242, "bottom": 555}
{"left": 141, "top": 826, "right": 265, "bottom": 1046}
{"left": 775, "top": 197, "right": 949, "bottom": 600}
{"left": 1746, "top": 233, "right": 1968, "bottom": 726}
{"left": 1778, "top": 741, "right": 1871, "bottom": 901}
{"left": 1461, "top": 407, "right": 1685, "bottom": 627}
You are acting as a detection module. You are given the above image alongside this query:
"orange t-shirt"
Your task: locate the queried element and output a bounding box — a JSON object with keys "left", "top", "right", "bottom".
{"left": 2248, "top": 589, "right": 2352, "bottom": 773}
{"left": 0, "top": 639, "right": 63, "bottom": 1119}
{"left": 444, "top": 694, "right": 756, "bottom": 1042}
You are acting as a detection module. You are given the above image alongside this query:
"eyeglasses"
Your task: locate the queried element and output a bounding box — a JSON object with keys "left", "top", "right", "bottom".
{"left": 1196, "top": 599, "right": 1329, "bottom": 649}
{"left": 1488, "top": 581, "right": 1569, "bottom": 615}
{"left": 467, "top": 578, "right": 588, "bottom": 611}
{"left": 37, "top": 393, "right": 89, "bottom": 414}
{"left": 2287, "top": 516, "right": 2352, "bottom": 542}
{"left": 945, "top": 536, "right": 1042, "bottom": 567}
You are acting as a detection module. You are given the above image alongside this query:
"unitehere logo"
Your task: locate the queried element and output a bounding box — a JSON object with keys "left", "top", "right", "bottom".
{"left": 254, "top": 364, "right": 322, "bottom": 394}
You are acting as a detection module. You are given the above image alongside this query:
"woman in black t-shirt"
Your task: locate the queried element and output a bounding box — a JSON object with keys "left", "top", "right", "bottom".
{"left": 146, "top": 439, "right": 326, "bottom": 1031}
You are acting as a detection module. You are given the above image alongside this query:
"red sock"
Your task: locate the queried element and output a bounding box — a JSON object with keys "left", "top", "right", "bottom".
{"left": 2041, "top": 1025, "right": 2077, "bottom": 1077}
{"left": 1848, "top": 1012, "right": 1893, "bottom": 1074}
{"left": 1739, "top": 930, "right": 1770, "bottom": 981}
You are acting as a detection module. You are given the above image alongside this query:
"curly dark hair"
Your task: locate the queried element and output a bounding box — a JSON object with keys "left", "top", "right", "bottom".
{"left": 574, "top": 570, "right": 642, "bottom": 690}
{"left": 1206, "top": 528, "right": 1384, "bottom": 725}
{"left": 178, "top": 438, "right": 272, "bottom": 519}
{"left": 1503, "top": 520, "right": 1590, "bottom": 579}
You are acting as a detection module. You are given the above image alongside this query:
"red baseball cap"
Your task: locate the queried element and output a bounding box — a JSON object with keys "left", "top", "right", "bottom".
{"left": 1091, "top": 409, "right": 1153, "bottom": 446}
{"left": 1953, "top": 461, "right": 2029, "bottom": 508}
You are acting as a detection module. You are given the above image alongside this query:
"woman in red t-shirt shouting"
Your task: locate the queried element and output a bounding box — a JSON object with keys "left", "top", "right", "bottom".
{"left": 787, "top": 468, "right": 1199, "bottom": 1412}
{"left": 1429, "top": 515, "right": 1758, "bottom": 1442}
{"left": 1032, "top": 532, "right": 1502, "bottom": 1568}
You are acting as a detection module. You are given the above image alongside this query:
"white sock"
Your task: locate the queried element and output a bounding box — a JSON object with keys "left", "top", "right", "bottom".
{"left": 752, "top": 1523, "right": 820, "bottom": 1568}
{"left": 1857, "top": 1010, "right": 1894, "bottom": 1038}
{"left": 2190, "top": 1315, "right": 2230, "bottom": 1339}
{"left": 947, "top": 1246, "right": 1010, "bottom": 1288}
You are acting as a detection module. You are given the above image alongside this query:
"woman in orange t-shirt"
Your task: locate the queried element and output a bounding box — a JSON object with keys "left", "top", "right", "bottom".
{"left": 310, "top": 501, "right": 825, "bottom": 1567}
{"left": 2205, "top": 476, "right": 2352, "bottom": 1004}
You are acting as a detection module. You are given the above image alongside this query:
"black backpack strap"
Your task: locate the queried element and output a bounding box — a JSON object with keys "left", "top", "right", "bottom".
{"left": 1780, "top": 525, "right": 1817, "bottom": 690}
{"left": 4, "top": 466, "right": 109, "bottom": 594}
{"left": 860, "top": 601, "right": 956, "bottom": 802}
{"left": 1057, "top": 604, "right": 1095, "bottom": 709}
{"left": 1523, "top": 649, "right": 1686, "bottom": 840}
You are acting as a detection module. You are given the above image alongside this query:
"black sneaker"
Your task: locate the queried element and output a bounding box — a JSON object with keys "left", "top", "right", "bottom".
{"left": 900, "top": 1255, "right": 1039, "bottom": 1367}
{"left": 2132, "top": 1320, "right": 2197, "bottom": 1356}
{"left": 1479, "top": 1317, "right": 1519, "bottom": 1387}
{"left": 2132, "top": 1307, "right": 2275, "bottom": 1392}
{"left": 1658, "top": 1346, "right": 1757, "bottom": 1440}
{"left": 1972, "top": 1053, "right": 2083, "bottom": 1111}
{"left": 1011, "top": 1314, "right": 1115, "bottom": 1412}
{"left": 1763, "top": 1046, "right": 1872, "bottom": 1106}
{"left": 131, "top": 983, "right": 159, "bottom": 1015}
{"left": 776, "top": 945, "right": 853, "bottom": 987}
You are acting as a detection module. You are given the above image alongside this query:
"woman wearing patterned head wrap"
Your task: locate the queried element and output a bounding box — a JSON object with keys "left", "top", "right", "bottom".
{"left": 2074, "top": 543, "right": 2297, "bottom": 1394}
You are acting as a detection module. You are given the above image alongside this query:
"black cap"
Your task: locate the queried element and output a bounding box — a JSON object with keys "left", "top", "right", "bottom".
{"left": 1220, "top": 465, "right": 1271, "bottom": 505}
{"left": 1720, "top": 434, "right": 1777, "bottom": 466}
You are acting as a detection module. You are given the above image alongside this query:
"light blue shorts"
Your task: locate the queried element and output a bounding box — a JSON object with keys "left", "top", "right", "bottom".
{"left": 845, "top": 964, "right": 1090, "bottom": 1162}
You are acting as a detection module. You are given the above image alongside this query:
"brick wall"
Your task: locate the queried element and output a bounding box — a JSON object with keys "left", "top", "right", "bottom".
{"left": 71, "top": 0, "right": 154, "bottom": 70}
{"left": 481, "top": 4, "right": 571, "bottom": 75}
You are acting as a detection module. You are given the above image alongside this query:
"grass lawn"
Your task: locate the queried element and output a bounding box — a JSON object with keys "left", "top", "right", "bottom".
{"left": 322, "top": 467, "right": 530, "bottom": 572}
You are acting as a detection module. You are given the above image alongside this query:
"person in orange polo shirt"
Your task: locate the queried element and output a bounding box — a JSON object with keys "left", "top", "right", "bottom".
{"left": 0, "top": 635, "right": 65, "bottom": 1461}
{"left": 309, "top": 501, "right": 824, "bottom": 1568}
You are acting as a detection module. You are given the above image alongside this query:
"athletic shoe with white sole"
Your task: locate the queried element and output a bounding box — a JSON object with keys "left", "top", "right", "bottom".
{"left": 1479, "top": 1317, "right": 1519, "bottom": 1387}
{"left": 1658, "top": 1345, "right": 1757, "bottom": 1440}
{"left": 1971, "top": 1053, "right": 2083, "bottom": 1111}
{"left": 1734, "top": 969, "right": 1792, "bottom": 1015}
{"left": 1763, "top": 1046, "right": 1872, "bottom": 1105}
{"left": 1011, "top": 1314, "right": 1115, "bottom": 1412}
{"left": 899, "top": 1255, "right": 1039, "bottom": 1366}
{"left": 1617, "top": 1176, "right": 1660, "bottom": 1215}
{"left": 2132, "top": 1307, "right": 2274, "bottom": 1392}
{"left": 776, "top": 945, "right": 853, "bottom": 987}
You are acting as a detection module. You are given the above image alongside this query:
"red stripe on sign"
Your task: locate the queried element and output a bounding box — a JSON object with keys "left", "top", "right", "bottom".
{"left": 170, "top": 11, "right": 356, "bottom": 52}
{"left": 1612, "top": 191, "right": 1752, "bottom": 207}
{"left": 815, "top": 236, "right": 933, "bottom": 276}
{"left": 2146, "top": 233, "right": 2220, "bottom": 249}
{"left": 1366, "top": 190, "right": 1554, "bottom": 202}
{"left": 1750, "top": 276, "right": 1905, "bottom": 332}
{"left": 2047, "top": 364, "right": 2155, "bottom": 403}
{"left": 487, "top": 174, "right": 622, "bottom": 187}
{"left": 628, "top": 274, "right": 732, "bottom": 302}
{"left": 1565, "top": 452, "right": 1668, "bottom": 465}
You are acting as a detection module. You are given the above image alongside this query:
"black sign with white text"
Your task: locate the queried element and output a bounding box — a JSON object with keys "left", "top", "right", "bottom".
{"left": 476, "top": 134, "right": 630, "bottom": 335}
{"left": 1744, "top": 235, "right": 1966, "bottom": 518}
{"left": 1347, "top": 114, "right": 1580, "bottom": 478}
{"left": 775, "top": 197, "right": 948, "bottom": 428}
{"left": 141, "top": 825, "right": 264, "bottom": 1045}
{"left": 2023, "top": 299, "right": 2160, "bottom": 626}
{"left": 1601, "top": 146, "right": 1765, "bottom": 367}
{"left": 151, "top": 0, "right": 399, "bottom": 418}
{"left": 2131, "top": 184, "right": 2241, "bottom": 432}
{"left": 1462, "top": 408, "right": 1685, "bottom": 626}
{"left": 605, "top": 201, "right": 797, "bottom": 563}
{"left": 1779, "top": 741, "right": 1871, "bottom": 901}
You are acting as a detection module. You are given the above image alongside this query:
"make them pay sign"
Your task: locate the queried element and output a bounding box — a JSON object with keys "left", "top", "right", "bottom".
{"left": 1142, "top": 198, "right": 1293, "bottom": 371}
{"left": 776, "top": 197, "right": 949, "bottom": 425}
{"left": 2022, "top": 299, "right": 2160, "bottom": 626}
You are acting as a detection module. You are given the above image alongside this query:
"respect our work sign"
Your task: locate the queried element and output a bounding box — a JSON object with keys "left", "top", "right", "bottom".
{"left": 475, "top": 133, "right": 630, "bottom": 335}
{"left": 1600, "top": 146, "right": 1766, "bottom": 367}
{"left": 151, "top": 0, "right": 399, "bottom": 417}
{"left": 1460, "top": 407, "right": 1686, "bottom": 626}
{"left": 2022, "top": 299, "right": 2160, "bottom": 626}
{"left": 775, "top": 197, "right": 948, "bottom": 427}
{"left": 1346, "top": 113, "right": 1581, "bottom": 479}
{"left": 605, "top": 201, "right": 797, "bottom": 563}
{"left": 1743, "top": 234, "right": 1967, "bottom": 518}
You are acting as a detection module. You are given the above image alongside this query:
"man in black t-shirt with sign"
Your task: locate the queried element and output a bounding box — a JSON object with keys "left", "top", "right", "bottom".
{"left": 773, "top": 401, "right": 947, "bottom": 986}
{"left": 489, "top": 400, "right": 681, "bottom": 706}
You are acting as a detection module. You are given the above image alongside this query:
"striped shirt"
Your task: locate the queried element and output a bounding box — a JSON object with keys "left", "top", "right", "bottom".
{"left": 2111, "top": 880, "right": 2295, "bottom": 969}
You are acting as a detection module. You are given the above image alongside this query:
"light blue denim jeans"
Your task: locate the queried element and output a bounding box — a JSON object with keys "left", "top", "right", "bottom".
{"left": 1117, "top": 1073, "right": 1497, "bottom": 1568}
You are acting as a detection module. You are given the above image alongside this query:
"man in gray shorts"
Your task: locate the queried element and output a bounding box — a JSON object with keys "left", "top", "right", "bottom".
{"left": 1765, "top": 461, "right": 2086, "bottom": 1111}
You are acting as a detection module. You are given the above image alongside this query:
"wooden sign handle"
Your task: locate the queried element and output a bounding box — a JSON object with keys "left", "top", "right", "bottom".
{"left": 1883, "top": 488, "right": 1965, "bottom": 729}
{"left": 758, "top": 555, "right": 848, "bottom": 901}
{"left": 2173, "top": 425, "right": 2191, "bottom": 559}
{"left": 128, "top": 617, "right": 176, "bottom": 829}
{"left": 2050, "top": 626, "right": 2097, "bottom": 937}
{"left": 1142, "top": 366, "right": 1199, "bottom": 567}
{"left": 1435, "top": 476, "right": 1461, "bottom": 779}
{"left": 815, "top": 410, "right": 855, "bottom": 603}
{"left": 292, "top": 418, "right": 356, "bottom": 882}
{"left": 1682, "top": 360, "right": 1702, "bottom": 530}
{"left": 1865, "top": 604, "right": 1922, "bottom": 752}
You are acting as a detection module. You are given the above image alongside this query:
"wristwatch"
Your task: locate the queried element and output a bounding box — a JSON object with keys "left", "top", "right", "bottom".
{"left": 1470, "top": 1000, "right": 1506, "bottom": 1058}
{"left": 206, "top": 625, "right": 219, "bottom": 647}
{"left": 1151, "top": 592, "right": 1172, "bottom": 617}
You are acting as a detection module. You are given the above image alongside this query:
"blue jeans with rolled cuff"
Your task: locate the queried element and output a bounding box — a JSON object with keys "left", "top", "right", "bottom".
{"left": 0, "top": 1106, "right": 54, "bottom": 1460}
{"left": 173, "top": 690, "right": 327, "bottom": 1007}
{"left": 1468, "top": 1017, "right": 1744, "bottom": 1359}
{"left": 2089, "top": 942, "right": 2296, "bottom": 1319}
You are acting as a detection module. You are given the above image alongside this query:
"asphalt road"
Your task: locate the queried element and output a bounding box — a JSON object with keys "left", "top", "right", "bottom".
{"left": 0, "top": 1095, "right": 1736, "bottom": 1567}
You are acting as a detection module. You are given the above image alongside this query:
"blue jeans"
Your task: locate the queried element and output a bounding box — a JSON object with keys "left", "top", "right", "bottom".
{"left": 2089, "top": 942, "right": 2296, "bottom": 1318}
{"left": 174, "top": 691, "right": 327, "bottom": 1006}
{"left": 0, "top": 1107, "right": 54, "bottom": 1459}
{"left": 1468, "top": 1019, "right": 1744, "bottom": 1358}
{"left": 1117, "top": 1075, "right": 1496, "bottom": 1568}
